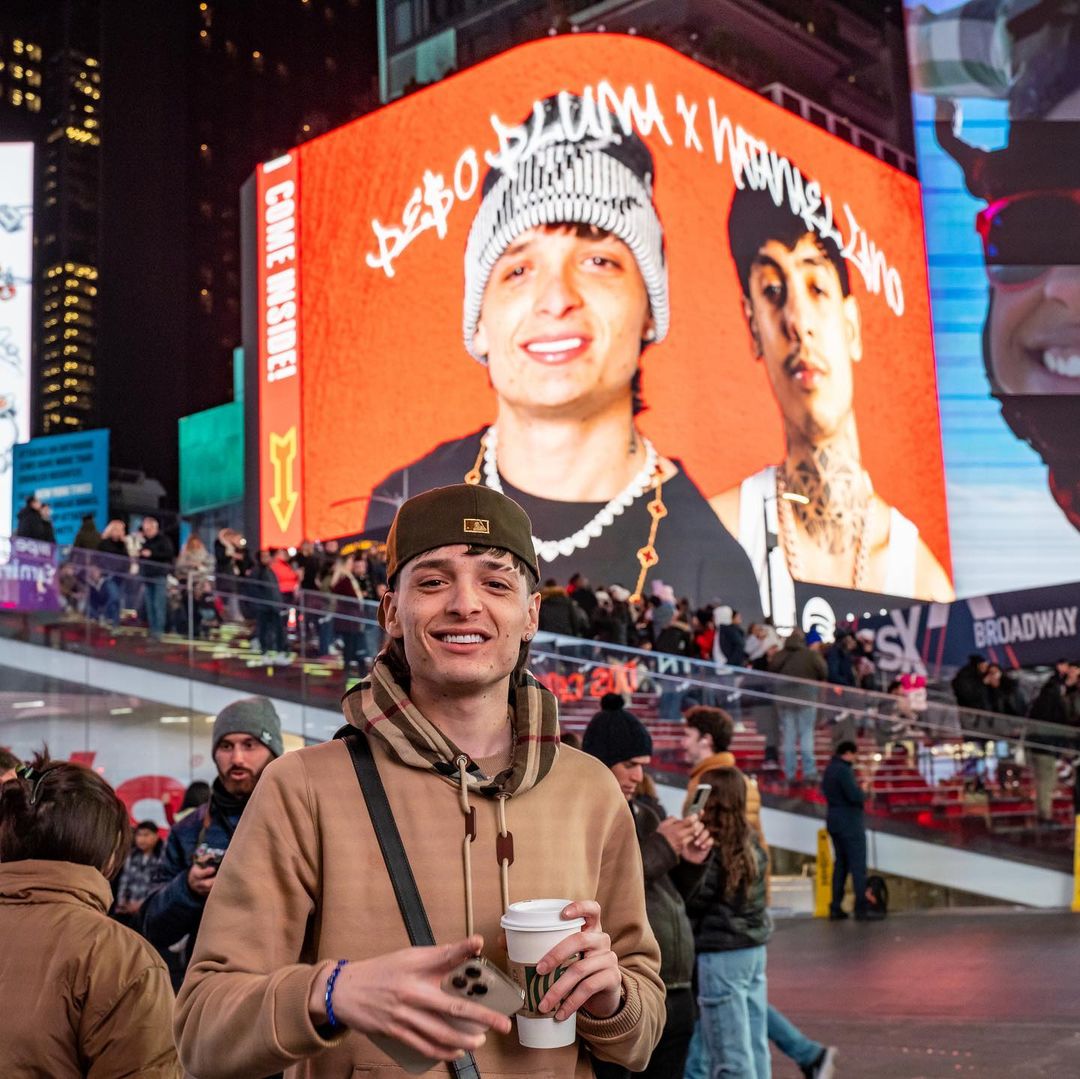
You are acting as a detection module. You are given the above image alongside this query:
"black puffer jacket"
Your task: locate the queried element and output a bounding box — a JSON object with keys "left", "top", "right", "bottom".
{"left": 686, "top": 833, "right": 771, "bottom": 952}
{"left": 632, "top": 795, "right": 705, "bottom": 989}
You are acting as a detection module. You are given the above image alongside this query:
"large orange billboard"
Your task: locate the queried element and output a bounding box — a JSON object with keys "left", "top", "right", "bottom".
{"left": 247, "top": 34, "right": 951, "bottom": 626}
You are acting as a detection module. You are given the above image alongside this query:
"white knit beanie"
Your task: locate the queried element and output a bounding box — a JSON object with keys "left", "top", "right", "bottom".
{"left": 463, "top": 93, "right": 669, "bottom": 362}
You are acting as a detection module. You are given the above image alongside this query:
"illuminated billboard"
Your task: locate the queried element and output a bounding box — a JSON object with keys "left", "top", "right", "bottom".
{"left": 246, "top": 35, "right": 949, "bottom": 624}
{"left": 12, "top": 428, "right": 109, "bottom": 547}
{"left": 0, "top": 142, "right": 34, "bottom": 537}
{"left": 904, "top": 1, "right": 1080, "bottom": 596}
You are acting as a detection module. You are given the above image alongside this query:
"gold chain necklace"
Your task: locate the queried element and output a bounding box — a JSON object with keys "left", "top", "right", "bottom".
{"left": 775, "top": 465, "right": 871, "bottom": 590}
{"left": 465, "top": 432, "right": 667, "bottom": 602}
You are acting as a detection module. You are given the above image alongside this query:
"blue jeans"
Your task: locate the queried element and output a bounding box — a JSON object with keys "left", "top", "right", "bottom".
{"left": 781, "top": 705, "right": 818, "bottom": 781}
{"left": 143, "top": 579, "right": 166, "bottom": 638}
{"left": 660, "top": 688, "right": 684, "bottom": 720}
{"left": 767, "top": 1005, "right": 823, "bottom": 1068}
{"left": 685, "top": 947, "right": 770, "bottom": 1079}
{"left": 317, "top": 616, "right": 335, "bottom": 656}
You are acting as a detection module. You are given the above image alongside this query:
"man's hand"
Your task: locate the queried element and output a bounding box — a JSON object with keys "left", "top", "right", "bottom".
{"left": 187, "top": 861, "right": 217, "bottom": 897}
{"left": 655, "top": 815, "right": 700, "bottom": 856}
{"left": 307, "top": 937, "right": 512, "bottom": 1062}
{"left": 535, "top": 901, "right": 622, "bottom": 1022}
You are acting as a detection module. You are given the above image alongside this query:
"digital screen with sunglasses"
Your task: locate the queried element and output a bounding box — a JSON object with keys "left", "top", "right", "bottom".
{"left": 904, "top": 0, "right": 1080, "bottom": 597}
{"left": 244, "top": 33, "right": 953, "bottom": 623}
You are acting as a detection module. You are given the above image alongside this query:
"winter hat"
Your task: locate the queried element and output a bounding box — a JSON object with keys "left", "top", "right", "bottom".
{"left": 212, "top": 696, "right": 284, "bottom": 759}
{"left": 582, "top": 692, "right": 653, "bottom": 767}
{"left": 463, "top": 92, "right": 669, "bottom": 361}
{"left": 805, "top": 627, "right": 824, "bottom": 646}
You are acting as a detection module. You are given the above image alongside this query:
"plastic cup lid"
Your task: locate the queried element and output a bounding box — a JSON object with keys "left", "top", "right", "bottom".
{"left": 500, "top": 899, "right": 586, "bottom": 931}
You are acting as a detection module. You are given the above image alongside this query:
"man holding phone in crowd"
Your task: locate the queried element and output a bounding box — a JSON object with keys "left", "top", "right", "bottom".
{"left": 174, "top": 484, "right": 664, "bottom": 1078}
{"left": 142, "top": 695, "right": 283, "bottom": 986}
{"left": 583, "top": 693, "right": 712, "bottom": 1078}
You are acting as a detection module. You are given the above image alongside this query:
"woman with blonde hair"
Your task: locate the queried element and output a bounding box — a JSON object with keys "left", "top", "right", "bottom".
{"left": 684, "top": 766, "right": 772, "bottom": 1079}
{"left": 0, "top": 753, "right": 179, "bottom": 1076}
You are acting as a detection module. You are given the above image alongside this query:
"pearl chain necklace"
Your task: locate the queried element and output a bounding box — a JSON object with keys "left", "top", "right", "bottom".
{"left": 480, "top": 426, "right": 659, "bottom": 564}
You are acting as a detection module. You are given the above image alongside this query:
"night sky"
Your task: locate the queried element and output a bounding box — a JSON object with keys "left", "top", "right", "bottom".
{"left": 96, "top": 1, "right": 378, "bottom": 503}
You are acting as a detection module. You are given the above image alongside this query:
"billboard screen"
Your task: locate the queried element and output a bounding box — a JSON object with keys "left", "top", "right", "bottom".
{"left": 247, "top": 35, "right": 949, "bottom": 624}
{"left": 903, "top": 1, "right": 1080, "bottom": 596}
{"left": 0, "top": 142, "right": 34, "bottom": 537}
{"left": 11, "top": 428, "right": 110, "bottom": 547}
{"left": 179, "top": 401, "right": 244, "bottom": 515}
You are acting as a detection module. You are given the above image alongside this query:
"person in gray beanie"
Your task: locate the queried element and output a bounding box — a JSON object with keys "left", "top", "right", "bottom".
{"left": 142, "top": 695, "right": 284, "bottom": 987}
{"left": 363, "top": 92, "right": 761, "bottom": 617}
{"left": 583, "top": 692, "right": 712, "bottom": 1079}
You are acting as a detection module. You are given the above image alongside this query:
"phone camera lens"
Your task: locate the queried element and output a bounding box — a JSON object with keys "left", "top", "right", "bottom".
{"left": 472, "top": 983, "right": 488, "bottom": 996}
{"left": 465, "top": 966, "right": 482, "bottom": 978}
{"left": 451, "top": 975, "right": 467, "bottom": 989}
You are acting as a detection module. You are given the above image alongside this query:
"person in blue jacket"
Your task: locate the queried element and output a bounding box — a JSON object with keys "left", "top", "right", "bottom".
{"left": 142, "top": 696, "right": 284, "bottom": 986}
{"left": 821, "top": 740, "right": 881, "bottom": 921}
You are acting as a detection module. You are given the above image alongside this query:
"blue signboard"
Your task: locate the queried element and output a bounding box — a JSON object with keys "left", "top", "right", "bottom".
{"left": 12, "top": 429, "right": 110, "bottom": 546}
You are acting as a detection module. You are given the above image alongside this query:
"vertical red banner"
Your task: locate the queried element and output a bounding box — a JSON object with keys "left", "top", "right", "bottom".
{"left": 256, "top": 153, "right": 304, "bottom": 548}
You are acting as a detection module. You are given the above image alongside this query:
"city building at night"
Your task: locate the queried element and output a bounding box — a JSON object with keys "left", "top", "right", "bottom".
{"left": 1, "top": 1, "right": 102, "bottom": 436}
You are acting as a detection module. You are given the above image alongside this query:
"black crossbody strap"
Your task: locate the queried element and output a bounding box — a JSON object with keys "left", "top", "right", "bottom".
{"left": 336, "top": 726, "right": 481, "bottom": 1079}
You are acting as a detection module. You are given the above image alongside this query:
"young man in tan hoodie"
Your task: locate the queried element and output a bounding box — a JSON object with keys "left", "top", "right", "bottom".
{"left": 175, "top": 483, "right": 665, "bottom": 1078}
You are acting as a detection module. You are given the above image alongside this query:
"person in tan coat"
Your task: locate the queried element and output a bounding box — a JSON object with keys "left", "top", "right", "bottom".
{"left": 0, "top": 754, "right": 179, "bottom": 1078}
{"left": 176, "top": 483, "right": 665, "bottom": 1078}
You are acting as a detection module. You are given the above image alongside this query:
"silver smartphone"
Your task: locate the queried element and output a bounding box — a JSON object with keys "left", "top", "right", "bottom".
{"left": 371, "top": 956, "right": 525, "bottom": 1074}
{"left": 686, "top": 782, "right": 713, "bottom": 818}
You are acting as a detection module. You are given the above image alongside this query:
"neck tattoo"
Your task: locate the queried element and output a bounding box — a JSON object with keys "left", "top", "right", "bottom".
{"left": 777, "top": 450, "right": 871, "bottom": 588}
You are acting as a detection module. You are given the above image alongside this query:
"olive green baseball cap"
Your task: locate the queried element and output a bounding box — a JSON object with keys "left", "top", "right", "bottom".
{"left": 385, "top": 483, "right": 539, "bottom": 584}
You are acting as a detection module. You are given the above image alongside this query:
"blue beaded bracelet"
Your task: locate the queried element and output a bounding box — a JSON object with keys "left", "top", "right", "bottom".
{"left": 325, "top": 959, "right": 349, "bottom": 1030}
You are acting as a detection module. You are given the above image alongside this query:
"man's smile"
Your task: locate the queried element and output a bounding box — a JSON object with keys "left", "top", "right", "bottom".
{"left": 520, "top": 333, "right": 593, "bottom": 365}
{"left": 430, "top": 627, "right": 494, "bottom": 652}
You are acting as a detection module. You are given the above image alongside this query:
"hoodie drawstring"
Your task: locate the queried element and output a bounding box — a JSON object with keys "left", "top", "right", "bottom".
{"left": 456, "top": 756, "right": 515, "bottom": 939}
{"left": 496, "top": 793, "right": 513, "bottom": 914}
{"left": 456, "top": 755, "right": 477, "bottom": 938}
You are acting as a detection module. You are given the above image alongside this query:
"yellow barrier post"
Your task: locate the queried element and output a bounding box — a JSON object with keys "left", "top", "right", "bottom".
{"left": 814, "top": 827, "right": 833, "bottom": 918}
{"left": 1072, "top": 817, "right": 1080, "bottom": 914}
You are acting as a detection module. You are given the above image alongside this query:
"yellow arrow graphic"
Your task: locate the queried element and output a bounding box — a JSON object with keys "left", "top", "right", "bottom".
{"left": 268, "top": 428, "right": 299, "bottom": 533}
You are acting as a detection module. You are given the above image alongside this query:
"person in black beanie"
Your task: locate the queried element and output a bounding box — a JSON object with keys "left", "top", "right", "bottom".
{"left": 584, "top": 693, "right": 713, "bottom": 1079}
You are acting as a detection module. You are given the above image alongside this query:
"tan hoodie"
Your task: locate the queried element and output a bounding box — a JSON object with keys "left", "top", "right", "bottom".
{"left": 175, "top": 695, "right": 665, "bottom": 1078}
{"left": 0, "top": 859, "right": 180, "bottom": 1078}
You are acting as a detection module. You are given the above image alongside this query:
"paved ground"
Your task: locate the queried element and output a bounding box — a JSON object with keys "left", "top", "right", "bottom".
{"left": 766, "top": 910, "right": 1080, "bottom": 1078}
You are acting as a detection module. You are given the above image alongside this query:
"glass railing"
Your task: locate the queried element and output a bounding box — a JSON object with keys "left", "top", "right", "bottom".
{"left": 0, "top": 540, "right": 1074, "bottom": 862}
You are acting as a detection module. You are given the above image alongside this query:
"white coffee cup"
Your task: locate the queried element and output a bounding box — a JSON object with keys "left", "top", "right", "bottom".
{"left": 500, "top": 899, "right": 586, "bottom": 1049}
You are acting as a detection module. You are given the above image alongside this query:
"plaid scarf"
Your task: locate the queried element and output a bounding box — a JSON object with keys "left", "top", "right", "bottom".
{"left": 343, "top": 658, "right": 560, "bottom": 797}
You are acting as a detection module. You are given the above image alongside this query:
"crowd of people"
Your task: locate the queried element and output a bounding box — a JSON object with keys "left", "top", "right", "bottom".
{"left": 952, "top": 654, "right": 1080, "bottom": 824}
{"left": 1, "top": 484, "right": 856, "bottom": 1079}
{"left": 22, "top": 504, "right": 392, "bottom": 672}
